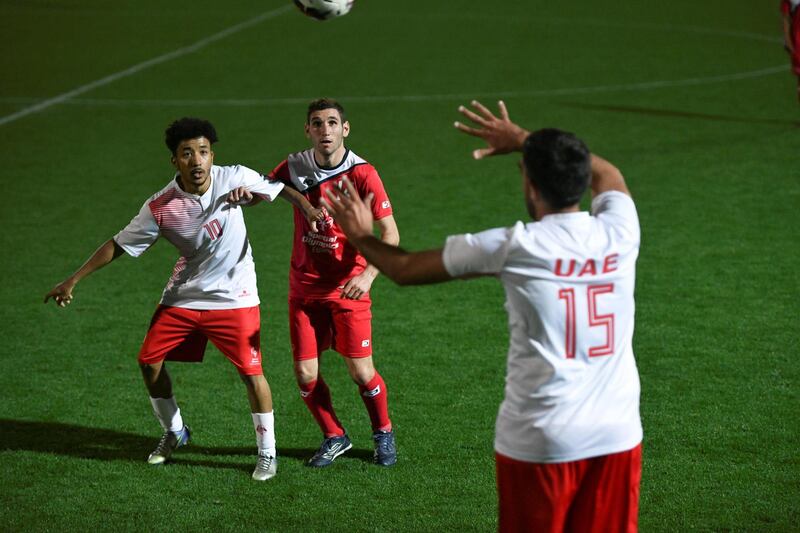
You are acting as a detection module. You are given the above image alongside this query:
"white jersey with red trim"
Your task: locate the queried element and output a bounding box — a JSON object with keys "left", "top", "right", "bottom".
{"left": 442, "top": 191, "right": 642, "bottom": 463}
{"left": 114, "top": 164, "right": 284, "bottom": 310}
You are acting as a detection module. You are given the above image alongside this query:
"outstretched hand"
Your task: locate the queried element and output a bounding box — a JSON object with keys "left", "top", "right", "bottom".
{"left": 454, "top": 100, "right": 530, "bottom": 159}
{"left": 319, "top": 178, "right": 374, "bottom": 241}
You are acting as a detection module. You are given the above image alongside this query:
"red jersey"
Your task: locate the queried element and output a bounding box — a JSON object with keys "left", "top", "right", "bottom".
{"left": 783, "top": 0, "right": 800, "bottom": 41}
{"left": 269, "top": 148, "right": 393, "bottom": 299}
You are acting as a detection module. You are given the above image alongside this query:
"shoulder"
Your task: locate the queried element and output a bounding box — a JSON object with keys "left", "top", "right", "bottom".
{"left": 214, "top": 164, "right": 262, "bottom": 183}
{"left": 145, "top": 179, "right": 181, "bottom": 210}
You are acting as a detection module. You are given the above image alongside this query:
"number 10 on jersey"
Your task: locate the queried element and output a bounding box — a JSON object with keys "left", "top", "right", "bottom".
{"left": 558, "top": 284, "right": 615, "bottom": 359}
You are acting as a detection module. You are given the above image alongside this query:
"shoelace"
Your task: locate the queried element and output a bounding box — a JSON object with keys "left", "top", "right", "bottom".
{"left": 375, "top": 434, "right": 393, "bottom": 454}
{"left": 152, "top": 432, "right": 174, "bottom": 455}
{"left": 255, "top": 455, "right": 273, "bottom": 471}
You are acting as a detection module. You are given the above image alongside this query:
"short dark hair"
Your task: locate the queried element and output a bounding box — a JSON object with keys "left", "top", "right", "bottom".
{"left": 306, "top": 98, "right": 347, "bottom": 124}
{"left": 522, "top": 128, "right": 590, "bottom": 209}
{"left": 164, "top": 117, "right": 218, "bottom": 154}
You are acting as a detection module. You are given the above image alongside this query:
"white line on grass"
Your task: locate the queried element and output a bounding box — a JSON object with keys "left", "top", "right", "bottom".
{"left": 0, "top": 4, "right": 293, "bottom": 128}
{"left": 0, "top": 64, "right": 787, "bottom": 108}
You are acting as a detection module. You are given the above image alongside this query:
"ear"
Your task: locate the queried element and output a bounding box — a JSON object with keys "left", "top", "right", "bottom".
{"left": 170, "top": 155, "right": 178, "bottom": 169}
{"left": 304, "top": 123, "right": 311, "bottom": 139}
{"left": 342, "top": 120, "right": 350, "bottom": 138}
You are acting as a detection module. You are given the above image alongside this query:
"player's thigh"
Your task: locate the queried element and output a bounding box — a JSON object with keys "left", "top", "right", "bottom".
{"left": 567, "top": 444, "right": 642, "bottom": 533}
{"left": 329, "top": 297, "right": 372, "bottom": 358}
{"left": 289, "top": 298, "right": 332, "bottom": 361}
{"left": 495, "top": 452, "right": 579, "bottom": 533}
{"left": 138, "top": 305, "right": 207, "bottom": 364}
{"left": 201, "top": 306, "right": 263, "bottom": 376}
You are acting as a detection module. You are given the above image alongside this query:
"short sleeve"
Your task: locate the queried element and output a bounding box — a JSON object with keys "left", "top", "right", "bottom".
{"left": 230, "top": 165, "right": 284, "bottom": 202}
{"left": 782, "top": 1, "right": 790, "bottom": 15}
{"left": 591, "top": 191, "right": 640, "bottom": 244}
{"left": 356, "top": 165, "right": 392, "bottom": 220}
{"left": 113, "top": 202, "right": 160, "bottom": 257}
{"left": 268, "top": 160, "right": 290, "bottom": 183}
{"left": 442, "top": 226, "right": 515, "bottom": 277}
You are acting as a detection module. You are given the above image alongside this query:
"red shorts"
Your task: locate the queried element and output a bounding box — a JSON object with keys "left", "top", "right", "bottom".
{"left": 289, "top": 296, "right": 372, "bottom": 361}
{"left": 495, "top": 444, "right": 642, "bottom": 533}
{"left": 138, "top": 305, "right": 264, "bottom": 376}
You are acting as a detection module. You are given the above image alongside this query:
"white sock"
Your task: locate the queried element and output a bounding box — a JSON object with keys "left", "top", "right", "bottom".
{"left": 150, "top": 396, "right": 184, "bottom": 433}
{"left": 252, "top": 411, "right": 276, "bottom": 457}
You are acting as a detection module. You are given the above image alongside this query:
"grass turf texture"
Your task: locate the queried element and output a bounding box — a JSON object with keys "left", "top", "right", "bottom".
{"left": 1, "top": 0, "right": 798, "bottom": 531}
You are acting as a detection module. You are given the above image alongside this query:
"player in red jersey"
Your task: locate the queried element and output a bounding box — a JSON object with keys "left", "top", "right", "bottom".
{"left": 782, "top": 0, "right": 800, "bottom": 102}
{"left": 230, "top": 98, "right": 400, "bottom": 467}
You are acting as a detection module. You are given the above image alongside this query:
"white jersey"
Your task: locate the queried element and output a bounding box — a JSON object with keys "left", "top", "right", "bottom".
{"left": 443, "top": 191, "right": 642, "bottom": 463}
{"left": 114, "top": 164, "right": 284, "bottom": 310}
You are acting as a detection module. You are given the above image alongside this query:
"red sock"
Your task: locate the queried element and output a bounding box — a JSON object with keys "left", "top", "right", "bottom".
{"left": 359, "top": 371, "right": 392, "bottom": 433}
{"left": 299, "top": 378, "right": 344, "bottom": 438}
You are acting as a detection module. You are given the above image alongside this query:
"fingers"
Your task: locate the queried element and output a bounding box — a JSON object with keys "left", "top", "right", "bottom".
{"left": 342, "top": 177, "right": 360, "bottom": 201}
{"left": 458, "top": 105, "right": 490, "bottom": 127}
{"left": 45, "top": 291, "right": 72, "bottom": 307}
{"left": 497, "top": 100, "right": 509, "bottom": 121}
{"left": 469, "top": 100, "right": 497, "bottom": 122}
{"left": 453, "top": 121, "right": 484, "bottom": 138}
{"left": 473, "top": 147, "right": 497, "bottom": 160}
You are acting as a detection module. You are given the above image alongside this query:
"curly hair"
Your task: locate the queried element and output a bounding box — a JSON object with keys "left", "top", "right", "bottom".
{"left": 164, "top": 118, "right": 218, "bottom": 154}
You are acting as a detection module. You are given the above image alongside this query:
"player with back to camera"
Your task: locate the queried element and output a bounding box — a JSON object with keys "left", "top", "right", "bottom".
{"left": 322, "top": 101, "right": 644, "bottom": 532}
{"left": 45, "top": 117, "right": 323, "bottom": 481}
{"left": 228, "top": 98, "right": 400, "bottom": 467}
{"left": 781, "top": 0, "right": 800, "bottom": 102}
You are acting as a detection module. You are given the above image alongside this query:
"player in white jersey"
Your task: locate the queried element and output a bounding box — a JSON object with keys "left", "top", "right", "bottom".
{"left": 45, "top": 117, "right": 323, "bottom": 481}
{"left": 322, "top": 101, "right": 643, "bottom": 532}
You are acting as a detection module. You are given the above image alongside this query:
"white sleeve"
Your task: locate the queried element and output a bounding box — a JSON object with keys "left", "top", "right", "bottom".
{"left": 113, "top": 202, "right": 159, "bottom": 257}
{"left": 442, "top": 225, "right": 515, "bottom": 277}
{"left": 235, "top": 165, "right": 284, "bottom": 202}
{"left": 591, "top": 191, "right": 640, "bottom": 244}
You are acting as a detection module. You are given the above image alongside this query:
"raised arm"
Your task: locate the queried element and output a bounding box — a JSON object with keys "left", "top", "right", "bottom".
{"left": 455, "top": 100, "right": 630, "bottom": 197}
{"left": 44, "top": 239, "right": 125, "bottom": 307}
{"left": 227, "top": 184, "right": 325, "bottom": 230}
{"left": 590, "top": 154, "right": 629, "bottom": 198}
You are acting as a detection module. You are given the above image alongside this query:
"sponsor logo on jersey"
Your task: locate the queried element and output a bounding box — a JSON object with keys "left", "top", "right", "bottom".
{"left": 299, "top": 390, "right": 311, "bottom": 398}
{"left": 381, "top": 200, "right": 390, "bottom": 209}
{"left": 362, "top": 384, "right": 381, "bottom": 398}
{"left": 361, "top": 339, "right": 370, "bottom": 347}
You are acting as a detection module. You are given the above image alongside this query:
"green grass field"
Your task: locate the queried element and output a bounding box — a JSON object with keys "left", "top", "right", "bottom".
{"left": 1, "top": 0, "right": 798, "bottom": 531}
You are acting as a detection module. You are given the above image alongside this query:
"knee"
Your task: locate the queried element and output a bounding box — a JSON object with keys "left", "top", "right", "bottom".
{"left": 348, "top": 365, "right": 375, "bottom": 386}
{"left": 293, "top": 362, "right": 318, "bottom": 385}
{"left": 240, "top": 373, "right": 267, "bottom": 390}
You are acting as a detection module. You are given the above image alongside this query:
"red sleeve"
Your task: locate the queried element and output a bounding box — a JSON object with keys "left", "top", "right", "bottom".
{"left": 782, "top": 0, "right": 790, "bottom": 15}
{"left": 354, "top": 164, "right": 393, "bottom": 220}
{"left": 267, "top": 159, "right": 290, "bottom": 184}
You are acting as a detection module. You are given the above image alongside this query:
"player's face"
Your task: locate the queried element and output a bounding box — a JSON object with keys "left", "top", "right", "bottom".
{"left": 306, "top": 109, "right": 350, "bottom": 167}
{"left": 172, "top": 137, "right": 214, "bottom": 194}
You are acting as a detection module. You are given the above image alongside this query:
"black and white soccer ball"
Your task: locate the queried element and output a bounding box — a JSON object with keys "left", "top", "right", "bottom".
{"left": 293, "top": 0, "right": 354, "bottom": 21}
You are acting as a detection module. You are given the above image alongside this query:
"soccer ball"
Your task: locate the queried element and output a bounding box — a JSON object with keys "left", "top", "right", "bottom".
{"left": 293, "top": 0, "right": 353, "bottom": 21}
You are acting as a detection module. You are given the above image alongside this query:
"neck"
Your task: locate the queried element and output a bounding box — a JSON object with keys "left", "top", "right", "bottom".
{"left": 178, "top": 175, "right": 210, "bottom": 195}
{"left": 314, "top": 147, "right": 346, "bottom": 169}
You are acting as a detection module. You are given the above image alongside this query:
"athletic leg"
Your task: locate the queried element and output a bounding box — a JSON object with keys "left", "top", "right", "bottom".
{"left": 202, "top": 306, "right": 278, "bottom": 480}
{"left": 138, "top": 306, "right": 201, "bottom": 464}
